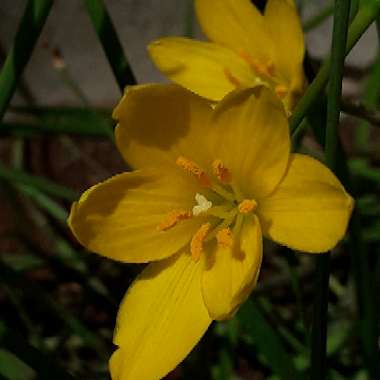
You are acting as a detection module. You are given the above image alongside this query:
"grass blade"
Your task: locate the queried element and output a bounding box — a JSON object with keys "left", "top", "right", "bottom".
{"left": 84, "top": 0, "right": 137, "bottom": 91}
{"left": 238, "top": 299, "right": 302, "bottom": 380}
{"left": 0, "top": 0, "right": 53, "bottom": 121}
{"left": 0, "top": 162, "right": 78, "bottom": 201}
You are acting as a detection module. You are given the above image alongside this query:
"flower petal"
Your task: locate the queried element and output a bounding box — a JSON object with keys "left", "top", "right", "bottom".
{"left": 258, "top": 154, "right": 354, "bottom": 253}
{"left": 148, "top": 37, "right": 254, "bottom": 101}
{"left": 114, "top": 84, "right": 213, "bottom": 171}
{"left": 264, "top": 0, "right": 305, "bottom": 110}
{"left": 202, "top": 216, "right": 262, "bottom": 320}
{"left": 211, "top": 86, "right": 290, "bottom": 199}
{"left": 110, "top": 252, "right": 212, "bottom": 380}
{"left": 195, "top": 0, "right": 274, "bottom": 63}
{"left": 68, "top": 170, "right": 203, "bottom": 263}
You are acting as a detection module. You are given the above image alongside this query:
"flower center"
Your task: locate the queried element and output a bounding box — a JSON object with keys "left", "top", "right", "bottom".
{"left": 224, "top": 51, "right": 289, "bottom": 101}
{"left": 158, "top": 157, "right": 257, "bottom": 261}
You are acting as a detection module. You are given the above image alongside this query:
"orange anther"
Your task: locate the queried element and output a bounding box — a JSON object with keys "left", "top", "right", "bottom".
{"left": 238, "top": 199, "right": 257, "bottom": 214}
{"left": 216, "top": 228, "right": 233, "bottom": 248}
{"left": 212, "top": 159, "right": 231, "bottom": 184}
{"left": 176, "top": 156, "right": 210, "bottom": 187}
{"left": 239, "top": 51, "right": 276, "bottom": 78}
{"left": 158, "top": 210, "right": 192, "bottom": 231}
{"left": 275, "top": 85, "right": 288, "bottom": 99}
{"left": 224, "top": 68, "right": 241, "bottom": 87}
{"left": 191, "top": 223, "right": 210, "bottom": 262}
{"left": 266, "top": 60, "right": 275, "bottom": 76}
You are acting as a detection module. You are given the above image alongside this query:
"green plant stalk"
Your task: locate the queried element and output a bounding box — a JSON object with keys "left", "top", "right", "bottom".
{"left": 0, "top": 0, "right": 53, "bottom": 121}
{"left": 310, "top": 1, "right": 351, "bottom": 380}
{"left": 0, "top": 162, "right": 78, "bottom": 201}
{"left": 290, "top": 0, "right": 380, "bottom": 135}
{"left": 84, "top": 0, "right": 136, "bottom": 92}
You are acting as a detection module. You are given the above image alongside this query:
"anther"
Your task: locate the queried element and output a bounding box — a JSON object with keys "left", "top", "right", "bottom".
{"left": 176, "top": 156, "right": 210, "bottom": 187}
{"left": 239, "top": 51, "right": 273, "bottom": 78}
{"left": 191, "top": 223, "right": 210, "bottom": 261}
{"left": 224, "top": 68, "right": 241, "bottom": 87}
{"left": 158, "top": 210, "right": 192, "bottom": 231}
{"left": 238, "top": 199, "right": 257, "bottom": 214}
{"left": 212, "top": 159, "right": 231, "bottom": 184}
{"left": 216, "top": 228, "right": 233, "bottom": 248}
{"left": 275, "top": 85, "right": 288, "bottom": 99}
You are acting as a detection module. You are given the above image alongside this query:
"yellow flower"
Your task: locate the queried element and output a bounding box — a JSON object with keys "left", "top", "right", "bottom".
{"left": 68, "top": 84, "right": 353, "bottom": 380}
{"left": 148, "top": 0, "right": 306, "bottom": 113}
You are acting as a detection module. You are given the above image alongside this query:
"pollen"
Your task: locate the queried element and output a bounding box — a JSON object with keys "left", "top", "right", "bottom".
{"left": 224, "top": 68, "right": 241, "bottom": 87}
{"left": 275, "top": 85, "right": 288, "bottom": 99}
{"left": 216, "top": 227, "right": 233, "bottom": 248}
{"left": 212, "top": 159, "right": 231, "bottom": 184}
{"left": 176, "top": 156, "right": 210, "bottom": 187}
{"left": 191, "top": 223, "right": 210, "bottom": 262}
{"left": 157, "top": 210, "right": 192, "bottom": 231}
{"left": 238, "top": 199, "right": 257, "bottom": 214}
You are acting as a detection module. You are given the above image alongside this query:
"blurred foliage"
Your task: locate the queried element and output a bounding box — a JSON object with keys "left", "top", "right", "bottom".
{"left": 0, "top": 0, "right": 380, "bottom": 379}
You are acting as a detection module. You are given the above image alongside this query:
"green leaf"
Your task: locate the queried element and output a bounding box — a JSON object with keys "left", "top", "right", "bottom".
{"left": 0, "top": 349, "right": 36, "bottom": 380}
{"left": 238, "top": 299, "right": 302, "bottom": 380}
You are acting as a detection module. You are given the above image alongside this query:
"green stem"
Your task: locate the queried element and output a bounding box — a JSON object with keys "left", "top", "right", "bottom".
{"left": 84, "top": 0, "right": 137, "bottom": 92}
{"left": 290, "top": 1, "right": 380, "bottom": 135}
{"left": 0, "top": 162, "right": 78, "bottom": 201}
{"left": 310, "top": 1, "right": 351, "bottom": 380}
{"left": 0, "top": 0, "right": 53, "bottom": 121}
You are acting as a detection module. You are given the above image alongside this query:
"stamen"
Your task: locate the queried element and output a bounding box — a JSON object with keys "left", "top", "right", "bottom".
{"left": 216, "top": 227, "right": 233, "bottom": 248}
{"left": 212, "top": 159, "right": 231, "bottom": 184}
{"left": 224, "top": 68, "right": 241, "bottom": 87}
{"left": 176, "top": 156, "right": 210, "bottom": 187}
{"left": 157, "top": 210, "right": 192, "bottom": 231}
{"left": 238, "top": 199, "right": 257, "bottom": 214}
{"left": 266, "top": 60, "right": 275, "bottom": 76}
{"left": 191, "top": 223, "right": 210, "bottom": 262}
{"left": 239, "top": 51, "right": 274, "bottom": 78}
{"left": 193, "top": 193, "right": 212, "bottom": 216}
{"left": 275, "top": 85, "right": 288, "bottom": 99}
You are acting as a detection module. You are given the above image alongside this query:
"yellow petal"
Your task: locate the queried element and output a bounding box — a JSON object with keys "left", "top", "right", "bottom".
{"left": 110, "top": 252, "right": 212, "bottom": 380}
{"left": 68, "top": 170, "right": 202, "bottom": 263}
{"left": 258, "top": 154, "right": 354, "bottom": 253}
{"left": 264, "top": 0, "right": 305, "bottom": 109}
{"left": 148, "top": 37, "right": 254, "bottom": 101}
{"left": 202, "top": 216, "right": 262, "bottom": 320}
{"left": 211, "top": 86, "right": 290, "bottom": 199}
{"left": 114, "top": 84, "right": 214, "bottom": 171}
{"left": 195, "top": 0, "right": 274, "bottom": 63}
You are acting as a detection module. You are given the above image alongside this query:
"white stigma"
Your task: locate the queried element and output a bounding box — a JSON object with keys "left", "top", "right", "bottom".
{"left": 192, "top": 193, "right": 212, "bottom": 216}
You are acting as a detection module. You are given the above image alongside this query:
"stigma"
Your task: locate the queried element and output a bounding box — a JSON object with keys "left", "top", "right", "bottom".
{"left": 192, "top": 193, "right": 212, "bottom": 216}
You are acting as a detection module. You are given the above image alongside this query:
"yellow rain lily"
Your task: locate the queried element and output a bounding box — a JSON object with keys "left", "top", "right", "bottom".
{"left": 148, "top": 0, "right": 306, "bottom": 113}
{"left": 68, "top": 84, "right": 353, "bottom": 380}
